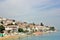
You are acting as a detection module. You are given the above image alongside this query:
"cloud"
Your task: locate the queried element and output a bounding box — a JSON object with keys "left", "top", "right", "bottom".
{"left": 31, "top": 0, "right": 60, "bottom": 17}
{"left": 0, "top": 0, "right": 60, "bottom": 18}
{"left": 0, "top": 0, "right": 30, "bottom": 16}
{"left": 0, "top": 0, "right": 60, "bottom": 28}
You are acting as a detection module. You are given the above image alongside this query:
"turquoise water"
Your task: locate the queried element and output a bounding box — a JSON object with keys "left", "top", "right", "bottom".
{"left": 19, "top": 31, "right": 60, "bottom": 40}
{"left": 0, "top": 33, "right": 3, "bottom": 37}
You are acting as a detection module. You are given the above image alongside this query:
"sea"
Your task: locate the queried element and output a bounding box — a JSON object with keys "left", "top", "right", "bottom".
{"left": 18, "top": 30, "right": 60, "bottom": 40}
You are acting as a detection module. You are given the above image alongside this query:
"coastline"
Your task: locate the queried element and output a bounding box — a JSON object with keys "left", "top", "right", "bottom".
{"left": 0, "top": 30, "right": 57, "bottom": 40}
{"left": 0, "top": 35, "right": 19, "bottom": 40}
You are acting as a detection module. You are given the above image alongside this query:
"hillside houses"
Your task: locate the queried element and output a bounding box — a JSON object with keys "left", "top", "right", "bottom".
{"left": 0, "top": 17, "right": 55, "bottom": 36}
{"left": 5, "top": 25, "right": 19, "bottom": 33}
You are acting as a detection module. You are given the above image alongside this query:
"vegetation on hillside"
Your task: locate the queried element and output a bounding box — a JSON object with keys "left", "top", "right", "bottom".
{"left": 49, "top": 27, "right": 55, "bottom": 31}
{"left": 18, "top": 28, "right": 24, "bottom": 32}
{"left": 0, "top": 25, "right": 5, "bottom": 33}
{"left": 40, "top": 22, "right": 44, "bottom": 26}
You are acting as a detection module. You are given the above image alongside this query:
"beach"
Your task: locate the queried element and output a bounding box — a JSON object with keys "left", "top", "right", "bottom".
{"left": 0, "top": 35, "right": 19, "bottom": 40}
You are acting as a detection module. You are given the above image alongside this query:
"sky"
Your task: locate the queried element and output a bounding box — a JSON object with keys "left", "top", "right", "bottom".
{"left": 0, "top": 0, "right": 60, "bottom": 29}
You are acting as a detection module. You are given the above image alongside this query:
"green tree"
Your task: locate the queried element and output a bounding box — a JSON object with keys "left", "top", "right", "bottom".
{"left": 0, "top": 25, "right": 5, "bottom": 33}
{"left": 1, "top": 21, "right": 3, "bottom": 24}
{"left": 15, "top": 23, "right": 17, "bottom": 25}
{"left": 40, "top": 22, "right": 44, "bottom": 26}
{"left": 24, "top": 22, "right": 27, "bottom": 24}
{"left": 8, "top": 30, "right": 11, "bottom": 33}
{"left": 18, "top": 28, "right": 24, "bottom": 32}
{"left": 32, "top": 22, "right": 35, "bottom": 26}
{"left": 13, "top": 20, "right": 15, "bottom": 22}
{"left": 49, "top": 27, "right": 55, "bottom": 31}
{"left": 7, "top": 23, "right": 13, "bottom": 25}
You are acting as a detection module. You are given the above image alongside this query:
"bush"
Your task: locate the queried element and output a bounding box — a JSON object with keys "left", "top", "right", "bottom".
{"left": 18, "top": 28, "right": 24, "bottom": 32}
{"left": 0, "top": 25, "right": 5, "bottom": 33}
{"left": 49, "top": 27, "right": 55, "bottom": 31}
{"left": 40, "top": 22, "right": 44, "bottom": 26}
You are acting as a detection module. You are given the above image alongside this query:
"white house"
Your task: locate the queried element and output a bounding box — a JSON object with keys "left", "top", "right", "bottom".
{"left": 5, "top": 25, "right": 19, "bottom": 33}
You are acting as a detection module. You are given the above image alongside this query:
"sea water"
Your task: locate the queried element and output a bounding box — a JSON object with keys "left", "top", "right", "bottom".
{"left": 18, "top": 31, "right": 60, "bottom": 40}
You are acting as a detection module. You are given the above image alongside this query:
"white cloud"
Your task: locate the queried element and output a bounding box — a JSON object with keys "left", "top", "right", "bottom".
{"left": 0, "top": 0, "right": 60, "bottom": 28}
{"left": 0, "top": 0, "right": 60, "bottom": 17}
{"left": 0, "top": 0, "right": 30, "bottom": 16}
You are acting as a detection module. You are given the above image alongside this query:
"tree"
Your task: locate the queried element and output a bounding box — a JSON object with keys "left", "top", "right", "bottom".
{"left": 40, "top": 22, "right": 44, "bottom": 26}
{"left": 15, "top": 23, "right": 17, "bottom": 25}
{"left": 13, "top": 20, "right": 15, "bottom": 22}
{"left": 49, "top": 27, "right": 55, "bottom": 31}
{"left": 0, "top": 25, "right": 5, "bottom": 33}
{"left": 8, "top": 30, "right": 11, "bottom": 33}
{"left": 24, "top": 22, "right": 27, "bottom": 24}
{"left": 32, "top": 22, "right": 35, "bottom": 26}
{"left": 7, "top": 23, "right": 13, "bottom": 25}
{"left": 1, "top": 21, "right": 3, "bottom": 24}
{"left": 18, "top": 28, "right": 24, "bottom": 32}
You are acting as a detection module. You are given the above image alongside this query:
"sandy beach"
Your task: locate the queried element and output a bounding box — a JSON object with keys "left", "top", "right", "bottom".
{"left": 0, "top": 35, "right": 19, "bottom": 40}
